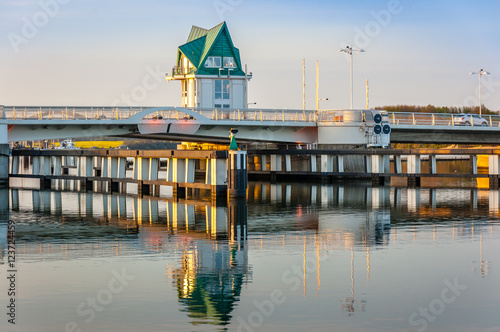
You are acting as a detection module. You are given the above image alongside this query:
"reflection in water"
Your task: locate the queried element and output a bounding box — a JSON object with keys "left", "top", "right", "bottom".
{"left": 1, "top": 184, "right": 498, "bottom": 330}
{"left": 168, "top": 200, "right": 250, "bottom": 326}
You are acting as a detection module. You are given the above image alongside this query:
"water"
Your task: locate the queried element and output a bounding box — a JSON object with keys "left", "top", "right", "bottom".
{"left": 1, "top": 183, "right": 500, "bottom": 332}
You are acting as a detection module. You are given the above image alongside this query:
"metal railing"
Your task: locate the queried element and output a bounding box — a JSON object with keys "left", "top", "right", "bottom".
{"left": 387, "top": 112, "right": 500, "bottom": 127}
{"left": 2, "top": 106, "right": 498, "bottom": 128}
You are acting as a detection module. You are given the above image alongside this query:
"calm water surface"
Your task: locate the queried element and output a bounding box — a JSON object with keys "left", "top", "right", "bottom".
{"left": 1, "top": 183, "right": 500, "bottom": 332}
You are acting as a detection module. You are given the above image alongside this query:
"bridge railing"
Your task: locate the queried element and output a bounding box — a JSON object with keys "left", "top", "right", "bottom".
{"left": 387, "top": 112, "right": 500, "bottom": 127}
{"left": 0, "top": 106, "right": 147, "bottom": 120}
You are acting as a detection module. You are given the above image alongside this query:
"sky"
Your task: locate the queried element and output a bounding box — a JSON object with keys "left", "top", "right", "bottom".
{"left": 1, "top": 0, "right": 499, "bottom": 111}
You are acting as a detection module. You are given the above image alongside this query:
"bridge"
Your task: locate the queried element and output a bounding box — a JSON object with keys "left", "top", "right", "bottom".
{"left": 2, "top": 106, "right": 500, "bottom": 146}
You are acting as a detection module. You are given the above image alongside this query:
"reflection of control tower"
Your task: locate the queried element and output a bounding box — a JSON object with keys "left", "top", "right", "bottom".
{"left": 170, "top": 200, "right": 251, "bottom": 326}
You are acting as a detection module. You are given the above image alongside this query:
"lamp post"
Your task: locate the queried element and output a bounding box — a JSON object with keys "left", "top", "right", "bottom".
{"left": 470, "top": 69, "right": 491, "bottom": 117}
{"left": 338, "top": 46, "right": 365, "bottom": 109}
{"left": 317, "top": 98, "right": 328, "bottom": 110}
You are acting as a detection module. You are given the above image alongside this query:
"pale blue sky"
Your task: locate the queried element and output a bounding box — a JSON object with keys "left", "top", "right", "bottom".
{"left": 0, "top": 0, "right": 499, "bottom": 110}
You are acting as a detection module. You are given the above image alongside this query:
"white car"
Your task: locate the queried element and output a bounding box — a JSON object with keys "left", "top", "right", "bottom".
{"left": 453, "top": 114, "right": 488, "bottom": 126}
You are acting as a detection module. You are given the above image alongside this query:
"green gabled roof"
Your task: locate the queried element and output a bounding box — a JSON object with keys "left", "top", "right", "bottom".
{"left": 178, "top": 35, "right": 207, "bottom": 70}
{"left": 176, "top": 22, "right": 245, "bottom": 76}
{"left": 187, "top": 25, "right": 209, "bottom": 43}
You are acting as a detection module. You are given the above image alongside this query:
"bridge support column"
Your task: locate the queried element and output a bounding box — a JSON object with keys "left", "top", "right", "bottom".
{"left": 228, "top": 150, "right": 247, "bottom": 199}
{"left": 149, "top": 158, "right": 160, "bottom": 196}
{"left": 489, "top": 155, "right": 500, "bottom": 189}
{"left": 407, "top": 155, "right": 421, "bottom": 187}
{"left": 78, "top": 156, "right": 94, "bottom": 191}
{"left": 471, "top": 155, "right": 478, "bottom": 175}
{"left": 270, "top": 155, "right": 282, "bottom": 183}
{"left": 209, "top": 157, "right": 227, "bottom": 201}
{"left": 394, "top": 155, "right": 402, "bottom": 174}
{"left": 337, "top": 155, "right": 344, "bottom": 173}
{"left": 260, "top": 155, "right": 267, "bottom": 171}
{"left": 39, "top": 156, "right": 52, "bottom": 190}
{"left": 370, "top": 155, "right": 389, "bottom": 186}
{"left": 134, "top": 157, "right": 151, "bottom": 196}
{"left": 429, "top": 155, "right": 437, "bottom": 174}
{"left": 320, "top": 155, "right": 333, "bottom": 173}
{"left": 310, "top": 155, "right": 317, "bottom": 172}
{"left": 285, "top": 155, "right": 291, "bottom": 172}
{"left": 0, "top": 125, "right": 8, "bottom": 187}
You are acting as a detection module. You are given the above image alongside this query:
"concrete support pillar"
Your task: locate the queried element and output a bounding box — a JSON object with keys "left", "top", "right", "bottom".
{"left": 407, "top": 155, "right": 421, "bottom": 174}
{"left": 394, "top": 155, "right": 403, "bottom": 174}
{"left": 166, "top": 158, "right": 173, "bottom": 182}
{"left": 310, "top": 155, "right": 317, "bottom": 172}
{"left": 11, "top": 156, "right": 19, "bottom": 175}
{"left": 33, "top": 157, "right": 41, "bottom": 175}
{"left": 407, "top": 155, "right": 421, "bottom": 187}
{"left": 320, "top": 155, "right": 333, "bottom": 173}
{"left": 488, "top": 155, "right": 500, "bottom": 189}
{"left": 365, "top": 155, "right": 372, "bottom": 173}
{"left": 270, "top": 155, "right": 282, "bottom": 171}
{"left": 337, "top": 186, "right": 344, "bottom": 205}
{"left": 172, "top": 158, "right": 186, "bottom": 183}
{"left": 78, "top": 156, "right": 94, "bottom": 191}
{"left": 101, "top": 157, "right": 109, "bottom": 178}
{"left": 260, "top": 155, "right": 267, "bottom": 171}
{"left": 285, "top": 155, "right": 292, "bottom": 172}
{"left": 429, "top": 155, "right": 437, "bottom": 174}
{"left": 209, "top": 157, "right": 227, "bottom": 199}
{"left": 108, "top": 157, "right": 118, "bottom": 178}
{"left": 149, "top": 158, "right": 159, "bottom": 181}
{"left": 53, "top": 156, "right": 62, "bottom": 175}
{"left": 185, "top": 159, "right": 195, "bottom": 183}
{"left": 337, "top": 155, "right": 344, "bottom": 173}
{"left": 0, "top": 125, "right": 8, "bottom": 186}
{"left": 228, "top": 150, "right": 247, "bottom": 198}
{"left": 471, "top": 155, "right": 478, "bottom": 175}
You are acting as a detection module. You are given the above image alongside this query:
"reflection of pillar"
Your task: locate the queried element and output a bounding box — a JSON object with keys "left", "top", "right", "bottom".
{"left": 285, "top": 185, "right": 292, "bottom": 205}
{"left": 206, "top": 205, "right": 227, "bottom": 237}
{"left": 11, "top": 189, "right": 19, "bottom": 212}
{"left": 430, "top": 189, "right": 437, "bottom": 210}
{"left": 270, "top": 184, "right": 282, "bottom": 202}
{"left": 32, "top": 190, "right": 40, "bottom": 212}
{"left": 41, "top": 191, "right": 51, "bottom": 213}
{"left": 118, "top": 195, "right": 126, "bottom": 218}
{"left": 228, "top": 151, "right": 247, "bottom": 199}
{"left": 102, "top": 195, "right": 108, "bottom": 218}
{"left": 311, "top": 185, "right": 317, "bottom": 204}
{"left": 53, "top": 191, "right": 62, "bottom": 215}
{"left": 228, "top": 199, "right": 247, "bottom": 243}
{"left": 470, "top": 189, "right": 478, "bottom": 210}
{"left": 489, "top": 190, "right": 499, "bottom": 214}
{"left": 110, "top": 194, "right": 118, "bottom": 217}
{"left": 150, "top": 200, "right": 159, "bottom": 224}
{"left": 393, "top": 188, "right": 402, "bottom": 209}
{"left": 407, "top": 188, "right": 421, "bottom": 213}
{"left": 338, "top": 186, "right": 344, "bottom": 206}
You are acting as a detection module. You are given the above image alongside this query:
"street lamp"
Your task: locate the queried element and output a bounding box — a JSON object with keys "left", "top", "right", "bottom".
{"left": 338, "top": 46, "right": 365, "bottom": 109}
{"left": 317, "top": 98, "right": 328, "bottom": 110}
{"left": 470, "top": 68, "right": 491, "bottom": 117}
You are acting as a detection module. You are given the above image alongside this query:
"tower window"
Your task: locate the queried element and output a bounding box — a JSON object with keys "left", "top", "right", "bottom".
{"left": 205, "top": 56, "right": 221, "bottom": 68}
{"left": 215, "top": 80, "right": 230, "bottom": 100}
{"left": 223, "top": 57, "right": 236, "bottom": 68}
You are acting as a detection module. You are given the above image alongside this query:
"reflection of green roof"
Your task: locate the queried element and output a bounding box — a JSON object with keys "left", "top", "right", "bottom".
{"left": 176, "top": 22, "right": 245, "bottom": 76}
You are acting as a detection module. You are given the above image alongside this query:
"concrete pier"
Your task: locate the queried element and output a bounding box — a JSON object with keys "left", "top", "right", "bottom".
{"left": 9, "top": 149, "right": 237, "bottom": 200}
